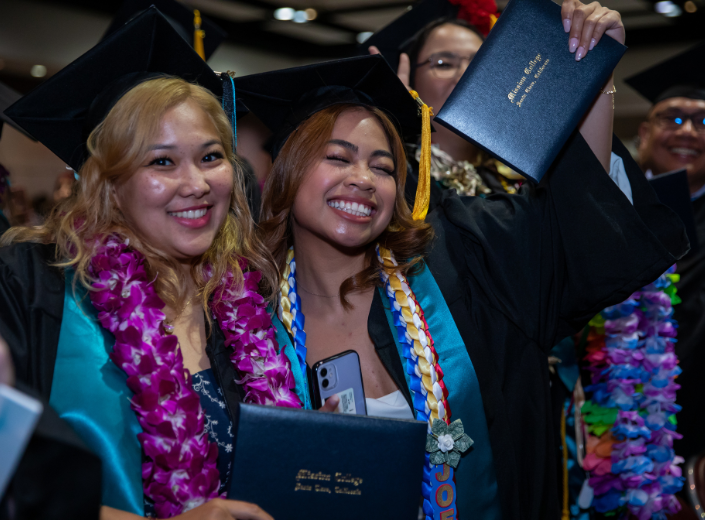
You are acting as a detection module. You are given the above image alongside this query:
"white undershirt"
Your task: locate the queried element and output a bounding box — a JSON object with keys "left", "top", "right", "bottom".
{"left": 365, "top": 390, "right": 415, "bottom": 420}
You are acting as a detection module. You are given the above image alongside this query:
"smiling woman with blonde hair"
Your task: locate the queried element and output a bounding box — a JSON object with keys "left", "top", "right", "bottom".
{"left": 0, "top": 10, "right": 299, "bottom": 520}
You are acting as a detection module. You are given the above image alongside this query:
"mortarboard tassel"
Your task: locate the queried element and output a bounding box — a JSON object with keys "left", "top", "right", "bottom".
{"left": 409, "top": 90, "right": 433, "bottom": 221}
{"left": 489, "top": 13, "right": 498, "bottom": 30}
{"left": 220, "top": 72, "right": 237, "bottom": 151}
{"left": 193, "top": 10, "right": 206, "bottom": 60}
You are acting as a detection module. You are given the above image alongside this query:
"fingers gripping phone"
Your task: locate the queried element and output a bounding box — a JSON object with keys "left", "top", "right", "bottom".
{"left": 312, "top": 350, "right": 367, "bottom": 416}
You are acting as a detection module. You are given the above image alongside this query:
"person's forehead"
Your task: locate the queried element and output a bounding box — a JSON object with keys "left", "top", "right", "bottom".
{"left": 652, "top": 97, "right": 705, "bottom": 114}
{"left": 422, "top": 24, "right": 483, "bottom": 55}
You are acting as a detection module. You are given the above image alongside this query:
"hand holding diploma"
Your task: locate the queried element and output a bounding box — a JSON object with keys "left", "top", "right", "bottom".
{"left": 562, "top": 0, "right": 625, "bottom": 61}
{"left": 564, "top": 0, "right": 625, "bottom": 170}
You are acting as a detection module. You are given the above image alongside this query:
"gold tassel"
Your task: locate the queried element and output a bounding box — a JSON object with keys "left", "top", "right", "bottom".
{"left": 489, "top": 14, "right": 498, "bottom": 30}
{"left": 193, "top": 10, "right": 206, "bottom": 61}
{"left": 561, "top": 408, "right": 571, "bottom": 520}
{"left": 409, "top": 90, "right": 433, "bottom": 221}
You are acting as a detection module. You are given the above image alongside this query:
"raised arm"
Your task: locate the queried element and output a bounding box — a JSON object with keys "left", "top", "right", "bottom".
{"left": 562, "top": 0, "right": 625, "bottom": 171}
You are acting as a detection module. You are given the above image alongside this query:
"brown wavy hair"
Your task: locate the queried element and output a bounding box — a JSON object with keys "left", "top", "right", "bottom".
{"left": 259, "top": 104, "right": 433, "bottom": 308}
{"left": 2, "top": 76, "right": 279, "bottom": 311}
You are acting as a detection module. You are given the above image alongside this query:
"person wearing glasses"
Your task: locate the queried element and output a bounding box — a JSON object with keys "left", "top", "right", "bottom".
{"left": 625, "top": 43, "right": 705, "bottom": 468}
{"left": 367, "top": 0, "right": 526, "bottom": 207}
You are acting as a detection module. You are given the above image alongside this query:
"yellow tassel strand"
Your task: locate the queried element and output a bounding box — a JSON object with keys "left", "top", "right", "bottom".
{"left": 193, "top": 10, "right": 206, "bottom": 61}
{"left": 489, "top": 14, "right": 498, "bottom": 30}
{"left": 409, "top": 90, "right": 433, "bottom": 221}
{"left": 560, "top": 408, "right": 570, "bottom": 520}
{"left": 279, "top": 249, "right": 295, "bottom": 335}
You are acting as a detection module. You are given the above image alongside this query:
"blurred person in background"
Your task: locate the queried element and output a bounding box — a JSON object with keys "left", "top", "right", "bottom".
{"left": 52, "top": 170, "right": 75, "bottom": 204}
{"left": 626, "top": 42, "right": 705, "bottom": 466}
{"left": 367, "top": 0, "right": 526, "bottom": 210}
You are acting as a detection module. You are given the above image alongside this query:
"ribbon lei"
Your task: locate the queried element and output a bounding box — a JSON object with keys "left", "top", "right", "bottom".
{"left": 409, "top": 90, "right": 433, "bottom": 221}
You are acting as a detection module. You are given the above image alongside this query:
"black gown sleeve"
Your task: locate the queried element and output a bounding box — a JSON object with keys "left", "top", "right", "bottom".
{"left": 0, "top": 242, "right": 65, "bottom": 399}
{"left": 431, "top": 131, "right": 689, "bottom": 353}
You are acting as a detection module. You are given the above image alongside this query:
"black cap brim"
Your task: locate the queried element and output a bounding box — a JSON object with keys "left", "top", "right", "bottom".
{"left": 0, "top": 82, "right": 35, "bottom": 141}
{"left": 648, "top": 168, "right": 699, "bottom": 254}
{"left": 103, "top": 0, "right": 227, "bottom": 60}
{"left": 5, "top": 7, "right": 227, "bottom": 170}
{"left": 362, "top": 0, "right": 458, "bottom": 71}
{"left": 235, "top": 55, "right": 422, "bottom": 158}
{"left": 624, "top": 41, "right": 705, "bottom": 104}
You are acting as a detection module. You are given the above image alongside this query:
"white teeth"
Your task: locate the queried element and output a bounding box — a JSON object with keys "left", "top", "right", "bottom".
{"left": 671, "top": 148, "right": 699, "bottom": 156}
{"left": 327, "top": 200, "right": 372, "bottom": 217}
{"left": 169, "top": 208, "right": 207, "bottom": 219}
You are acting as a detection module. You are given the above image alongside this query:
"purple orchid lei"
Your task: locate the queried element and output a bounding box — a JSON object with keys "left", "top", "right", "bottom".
{"left": 88, "top": 235, "right": 300, "bottom": 517}
{"left": 581, "top": 266, "right": 684, "bottom": 520}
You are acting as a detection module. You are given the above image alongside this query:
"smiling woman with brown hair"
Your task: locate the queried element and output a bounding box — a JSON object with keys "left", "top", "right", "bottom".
{"left": 237, "top": 2, "right": 688, "bottom": 515}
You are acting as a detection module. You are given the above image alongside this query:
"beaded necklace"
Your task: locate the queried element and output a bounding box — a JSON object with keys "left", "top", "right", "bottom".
{"left": 278, "top": 245, "right": 469, "bottom": 520}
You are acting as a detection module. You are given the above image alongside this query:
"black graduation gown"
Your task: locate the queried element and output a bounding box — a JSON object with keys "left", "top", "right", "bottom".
{"left": 377, "top": 131, "right": 687, "bottom": 520}
{"left": 0, "top": 212, "right": 9, "bottom": 235}
{"left": 0, "top": 131, "right": 688, "bottom": 520}
{"left": 672, "top": 193, "right": 705, "bottom": 463}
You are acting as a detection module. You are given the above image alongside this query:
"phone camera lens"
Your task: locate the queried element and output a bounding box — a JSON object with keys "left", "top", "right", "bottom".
{"left": 322, "top": 379, "right": 329, "bottom": 389}
{"left": 321, "top": 368, "right": 328, "bottom": 377}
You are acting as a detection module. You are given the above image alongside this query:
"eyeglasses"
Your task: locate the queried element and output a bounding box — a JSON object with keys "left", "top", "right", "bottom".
{"left": 651, "top": 111, "right": 705, "bottom": 133}
{"left": 416, "top": 52, "right": 474, "bottom": 80}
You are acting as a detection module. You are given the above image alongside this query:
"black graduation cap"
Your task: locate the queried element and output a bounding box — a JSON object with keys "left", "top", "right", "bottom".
{"left": 624, "top": 41, "right": 705, "bottom": 105}
{"left": 362, "top": 0, "right": 458, "bottom": 72}
{"left": 235, "top": 55, "right": 423, "bottom": 159}
{"left": 649, "top": 169, "right": 699, "bottom": 254}
{"left": 103, "top": 0, "right": 227, "bottom": 61}
{"left": 0, "top": 82, "right": 35, "bottom": 141}
{"left": 4, "top": 7, "right": 242, "bottom": 171}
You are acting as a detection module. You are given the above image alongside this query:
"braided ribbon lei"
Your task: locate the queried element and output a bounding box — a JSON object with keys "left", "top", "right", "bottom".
{"left": 88, "top": 235, "right": 299, "bottom": 517}
{"left": 278, "top": 246, "right": 461, "bottom": 519}
{"left": 376, "top": 246, "right": 458, "bottom": 520}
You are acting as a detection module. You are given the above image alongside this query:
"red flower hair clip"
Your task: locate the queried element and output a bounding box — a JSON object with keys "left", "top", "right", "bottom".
{"left": 449, "top": 0, "right": 500, "bottom": 36}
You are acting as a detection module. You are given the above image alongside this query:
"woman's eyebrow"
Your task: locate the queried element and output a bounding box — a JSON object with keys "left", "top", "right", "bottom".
{"left": 147, "top": 139, "right": 221, "bottom": 151}
{"left": 328, "top": 139, "right": 358, "bottom": 153}
{"left": 371, "top": 150, "right": 394, "bottom": 160}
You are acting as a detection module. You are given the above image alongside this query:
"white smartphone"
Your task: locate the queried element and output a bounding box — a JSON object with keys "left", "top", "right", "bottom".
{"left": 312, "top": 350, "right": 367, "bottom": 415}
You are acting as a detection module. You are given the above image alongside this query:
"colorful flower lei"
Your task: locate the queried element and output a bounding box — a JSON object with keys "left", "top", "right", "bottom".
{"left": 88, "top": 235, "right": 299, "bottom": 517}
{"left": 580, "top": 266, "right": 684, "bottom": 519}
{"left": 278, "top": 246, "right": 466, "bottom": 520}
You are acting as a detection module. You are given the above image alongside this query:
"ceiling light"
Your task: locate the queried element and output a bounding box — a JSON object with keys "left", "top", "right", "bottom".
{"left": 357, "top": 31, "right": 374, "bottom": 44}
{"left": 292, "top": 10, "right": 308, "bottom": 23}
{"left": 274, "top": 7, "right": 295, "bottom": 20}
{"left": 684, "top": 1, "right": 697, "bottom": 12}
{"left": 305, "top": 8, "right": 317, "bottom": 20}
{"left": 654, "top": 0, "right": 682, "bottom": 15}
{"left": 654, "top": 0, "right": 674, "bottom": 12}
{"left": 30, "top": 64, "right": 47, "bottom": 78}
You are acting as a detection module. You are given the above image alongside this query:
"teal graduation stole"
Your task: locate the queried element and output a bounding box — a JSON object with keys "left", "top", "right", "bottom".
{"left": 379, "top": 265, "right": 502, "bottom": 520}
{"left": 49, "top": 270, "right": 145, "bottom": 515}
{"left": 49, "top": 274, "right": 309, "bottom": 515}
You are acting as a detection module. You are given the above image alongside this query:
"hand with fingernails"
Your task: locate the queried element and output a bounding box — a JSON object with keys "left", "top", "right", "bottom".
{"left": 562, "top": 0, "right": 625, "bottom": 61}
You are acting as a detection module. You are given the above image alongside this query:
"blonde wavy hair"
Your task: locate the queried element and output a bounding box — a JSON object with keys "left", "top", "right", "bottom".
{"left": 2, "top": 76, "right": 279, "bottom": 310}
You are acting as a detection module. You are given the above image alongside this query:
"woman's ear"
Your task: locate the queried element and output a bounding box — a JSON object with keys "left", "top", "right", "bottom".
{"left": 111, "top": 184, "right": 122, "bottom": 211}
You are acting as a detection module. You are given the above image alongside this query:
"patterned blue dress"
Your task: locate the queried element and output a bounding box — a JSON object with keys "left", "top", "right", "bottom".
{"left": 144, "top": 368, "right": 235, "bottom": 516}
